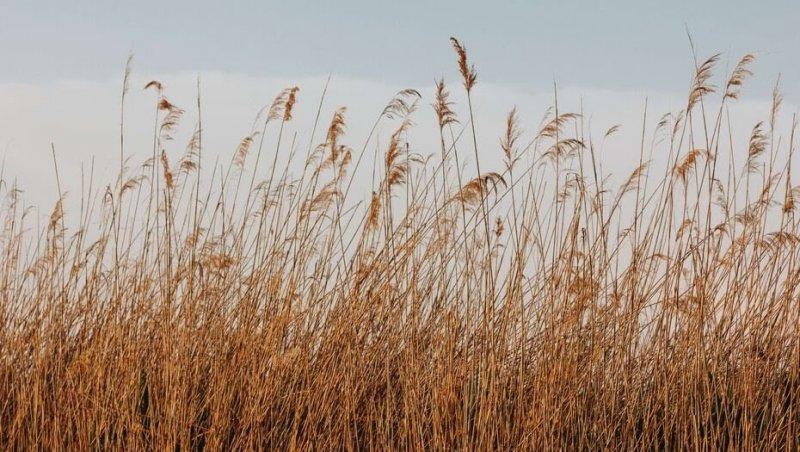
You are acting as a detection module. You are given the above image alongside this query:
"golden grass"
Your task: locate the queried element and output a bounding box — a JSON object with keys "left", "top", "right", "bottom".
{"left": 0, "top": 40, "right": 798, "bottom": 449}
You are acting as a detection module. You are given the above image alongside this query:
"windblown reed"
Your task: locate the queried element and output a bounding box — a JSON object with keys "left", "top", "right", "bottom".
{"left": 0, "top": 38, "right": 798, "bottom": 450}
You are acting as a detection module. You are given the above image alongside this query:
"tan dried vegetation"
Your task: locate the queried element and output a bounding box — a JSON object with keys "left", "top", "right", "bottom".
{"left": 0, "top": 38, "right": 798, "bottom": 450}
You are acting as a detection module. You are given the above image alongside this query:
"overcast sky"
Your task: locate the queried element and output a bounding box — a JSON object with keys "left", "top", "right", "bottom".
{"left": 2, "top": 0, "right": 798, "bottom": 91}
{"left": 0, "top": 0, "right": 798, "bottom": 209}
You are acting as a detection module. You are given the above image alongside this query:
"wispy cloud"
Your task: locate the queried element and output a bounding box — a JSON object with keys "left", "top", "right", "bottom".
{"left": 0, "top": 72, "right": 793, "bottom": 212}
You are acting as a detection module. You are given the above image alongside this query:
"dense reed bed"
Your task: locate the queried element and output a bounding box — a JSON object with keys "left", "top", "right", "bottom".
{"left": 0, "top": 39, "right": 798, "bottom": 449}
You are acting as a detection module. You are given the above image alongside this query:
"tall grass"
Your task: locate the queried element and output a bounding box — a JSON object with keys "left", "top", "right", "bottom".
{"left": 0, "top": 39, "right": 798, "bottom": 449}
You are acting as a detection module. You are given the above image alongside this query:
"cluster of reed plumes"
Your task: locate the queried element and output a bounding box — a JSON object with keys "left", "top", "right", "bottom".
{"left": 0, "top": 38, "right": 798, "bottom": 450}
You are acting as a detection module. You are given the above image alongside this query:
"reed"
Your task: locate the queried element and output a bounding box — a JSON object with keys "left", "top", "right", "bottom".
{"left": 0, "top": 38, "right": 798, "bottom": 450}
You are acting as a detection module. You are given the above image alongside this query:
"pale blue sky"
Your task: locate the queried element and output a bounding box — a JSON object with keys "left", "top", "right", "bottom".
{"left": 0, "top": 0, "right": 798, "bottom": 209}
{"left": 1, "top": 0, "right": 798, "bottom": 93}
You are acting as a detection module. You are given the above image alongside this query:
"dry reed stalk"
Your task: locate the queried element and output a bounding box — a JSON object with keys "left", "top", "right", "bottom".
{"left": 0, "top": 39, "right": 797, "bottom": 451}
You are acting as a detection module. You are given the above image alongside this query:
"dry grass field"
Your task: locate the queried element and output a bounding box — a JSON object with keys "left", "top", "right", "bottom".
{"left": 0, "top": 38, "right": 798, "bottom": 449}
